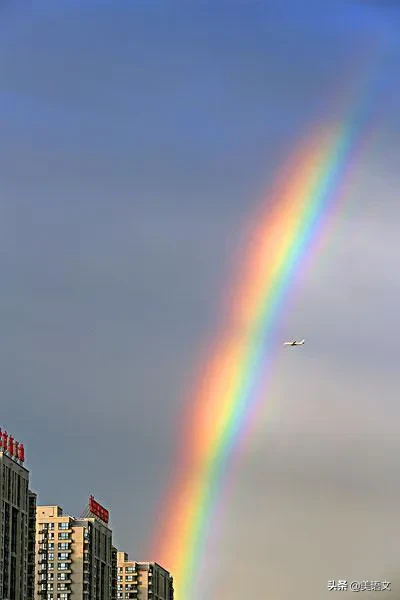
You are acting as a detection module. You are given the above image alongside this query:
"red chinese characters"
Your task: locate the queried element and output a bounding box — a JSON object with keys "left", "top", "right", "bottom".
{"left": 18, "top": 443, "right": 25, "bottom": 462}
{"left": 89, "top": 496, "right": 109, "bottom": 524}
{"left": 0, "top": 427, "right": 25, "bottom": 462}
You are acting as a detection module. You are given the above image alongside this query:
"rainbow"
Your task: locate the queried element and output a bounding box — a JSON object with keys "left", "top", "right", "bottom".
{"left": 150, "top": 52, "right": 382, "bottom": 600}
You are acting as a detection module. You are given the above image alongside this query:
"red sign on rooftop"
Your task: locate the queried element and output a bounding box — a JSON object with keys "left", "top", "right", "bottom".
{"left": 89, "top": 496, "right": 109, "bottom": 524}
{"left": 0, "top": 428, "right": 24, "bottom": 463}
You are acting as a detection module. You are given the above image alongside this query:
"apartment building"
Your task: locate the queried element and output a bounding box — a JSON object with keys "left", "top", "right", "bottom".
{"left": 35, "top": 499, "right": 113, "bottom": 600}
{"left": 116, "top": 552, "right": 174, "bottom": 600}
{"left": 0, "top": 427, "right": 35, "bottom": 600}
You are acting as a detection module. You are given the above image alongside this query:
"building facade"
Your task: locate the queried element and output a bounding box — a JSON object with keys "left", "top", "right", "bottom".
{"left": 111, "top": 547, "right": 118, "bottom": 600}
{"left": 116, "top": 553, "right": 174, "bottom": 600}
{"left": 35, "top": 502, "right": 113, "bottom": 600}
{"left": 0, "top": 428, "right": 34, "bottom": 600}
{"left": 28, "top": 491, "right": 37, "bottom": 600}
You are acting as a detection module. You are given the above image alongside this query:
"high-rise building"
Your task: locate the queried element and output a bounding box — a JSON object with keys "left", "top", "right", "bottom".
{"left": 116, "top": 552, "right": 174, "bottom": 600}
{"left": 0, "top": 427, "right": 34, "bottom": 600}
{"left": 35, "top": 497, "right": 113, "bottom": 600}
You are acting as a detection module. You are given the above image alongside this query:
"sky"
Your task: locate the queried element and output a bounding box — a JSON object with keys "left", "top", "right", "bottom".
{"left": 1, "top": 1, "right": 400, "bottom": 598}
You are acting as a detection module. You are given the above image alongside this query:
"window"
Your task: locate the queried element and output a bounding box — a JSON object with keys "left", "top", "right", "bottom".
{"left": 58, "top": 522, "right": 69, "bottom": 530}
{"left": 58, "top": 553, "right": 68, "bottom": 560}
{"left": 126, "top": 566, "right": 135, "bottom": 573}
{"left": 48, "top": 553, "right": 54, "bottom": 561}
{"left": 48, "top": 543, "right": 55, "bottom": 550}
{"left": 58, "top": 543, "right": 69, "bottom": 550}
{"left": 126, "top": 575, "right": 134, "bottom": 581}
{"left": 58, "top": 532, "right": 69, "bottom": 540}
{"left": 58, "top": 594, "right": 68, "bottom": 600}
{"left": 48, "top": 532, "right": 55, "bottom": 540}
{"left": 59, "top": 563, "right": 68, "bottom": 571}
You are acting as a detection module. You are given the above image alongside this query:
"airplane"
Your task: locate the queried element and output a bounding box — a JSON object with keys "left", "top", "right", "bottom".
{"left": 283, "top": 339, "right": 305, "bottom": 346}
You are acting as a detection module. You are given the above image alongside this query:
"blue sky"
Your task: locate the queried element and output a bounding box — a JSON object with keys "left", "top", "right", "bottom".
{"left": 1, "top": 2, "right": 400, "bottom": 598}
